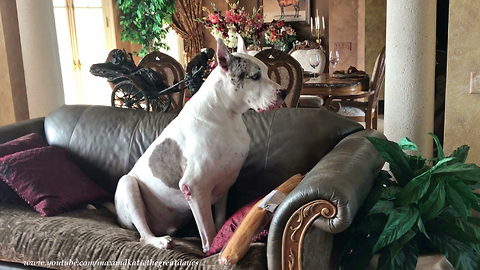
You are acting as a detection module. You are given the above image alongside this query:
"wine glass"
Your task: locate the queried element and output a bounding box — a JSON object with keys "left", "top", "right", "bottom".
{"left": 308, "top": 51, "right": 321, "bottom": 79}
{"left": 329, "top": 50, "right": 340, "bottom": 73}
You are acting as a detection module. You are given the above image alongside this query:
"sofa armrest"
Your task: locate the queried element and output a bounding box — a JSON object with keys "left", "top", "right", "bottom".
{"left": 267, "top": 129, "right": 385, "bottom": 270}
{"left": 0, "top": 118, "right": 45, "bottom": 144}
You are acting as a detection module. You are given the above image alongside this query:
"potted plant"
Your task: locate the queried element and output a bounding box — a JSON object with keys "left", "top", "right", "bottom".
{"left": 336, "top": 133, "right": 480, "bottom": 270}
{"left": 116, "top": 0, "right": 176, "bottom": 56}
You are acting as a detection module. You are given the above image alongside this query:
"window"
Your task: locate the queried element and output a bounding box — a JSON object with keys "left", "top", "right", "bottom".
{"left": 53, "top": 0, "right": 115, "bottom": 105}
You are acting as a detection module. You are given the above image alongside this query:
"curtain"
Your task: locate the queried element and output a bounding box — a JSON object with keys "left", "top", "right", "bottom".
{"left": 170, "top": 0, "right": 204, "bottom": 62}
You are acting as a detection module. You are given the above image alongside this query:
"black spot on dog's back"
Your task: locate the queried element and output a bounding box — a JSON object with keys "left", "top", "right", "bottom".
{"left": 148, "top": 138, "right": 187, "bottom": 189}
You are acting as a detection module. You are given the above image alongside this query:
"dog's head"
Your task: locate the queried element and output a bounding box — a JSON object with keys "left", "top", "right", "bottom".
{"left": 215, "top": 37, "right": 287, "bottom": 113}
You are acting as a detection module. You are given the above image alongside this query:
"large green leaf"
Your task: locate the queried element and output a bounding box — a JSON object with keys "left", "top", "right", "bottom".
{"left": 397, "top": 171, "right": 431, "bottom": 206}
{"left": 428, "top": 217, "right": 480, "bottom": 244}
{"left": 429, "top": 233, "right": 479, "bottom": 269}
{"left": 419, "top": 181, "right": 446, "bottom": 221}
{"left": 366, "top": 137, "right": 414, "bottom": 186}
{"left": 445, "top": 182, "right": 471, "bottom": 218}
{"left": 398, "top": 137, "right": 418, "bottom": 151}
{"left": 363, "top": 185, "right": 402, "bottom": 213}
{"left": 391, "top": 241, "right": 419, "bottom": 270}
{"left": 404, "top": 154, "right": 429, "bottom": 176}
{"left": 416, "top": 218, "right": 430, "bottom": 239}
{"left": 373, "top": 206, "right": 420, "bottom": 253}
{"left": 449, "top": 217, "right": 480, "bottom": 243}
{"left": 434, "top": 163, "right": 480, "bottom": 182}
{"left": 369, "top": 200, "right": 395, "bottom": 216}
{"left": 449, "top": 145, "right": 470, "bottom": 163}
{"left": 428, "top": 132, "right": 445, "bottom": 161}
{"left": 447, "top": 180, "right": 480, "bottom": 209}
{"left": 377, "top": 240, "right": 419, "bottom": 270}
{"left": 388, "top": 227, "right": 418, "bottom": 260}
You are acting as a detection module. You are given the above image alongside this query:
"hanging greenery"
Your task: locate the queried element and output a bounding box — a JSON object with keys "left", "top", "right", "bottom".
{"left": 117, "top": 0, "right": 176, "bottom": 56}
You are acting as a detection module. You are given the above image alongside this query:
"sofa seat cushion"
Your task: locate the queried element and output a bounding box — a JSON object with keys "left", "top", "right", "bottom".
{"left": 0, "top": 205, "right": 266, "bottom": 270}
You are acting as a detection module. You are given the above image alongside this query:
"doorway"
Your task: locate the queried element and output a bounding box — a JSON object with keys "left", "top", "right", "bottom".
{"left": 53, "top": 0, "right": 116, "bottom": 106}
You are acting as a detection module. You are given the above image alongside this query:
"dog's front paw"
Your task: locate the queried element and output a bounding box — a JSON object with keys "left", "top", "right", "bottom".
{"left": 143, "top": 235, "right": 174, "bottom": 249}
{"left": 202, "top": 244, "right": 210, "bottom": 254}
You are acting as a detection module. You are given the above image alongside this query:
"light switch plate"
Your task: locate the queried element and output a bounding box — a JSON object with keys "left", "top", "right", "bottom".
{"left": 334, "top": 42, "right": 352, "bottom": 51}
{"left": 470, "top": 71, "right": 480, "bottom": 94}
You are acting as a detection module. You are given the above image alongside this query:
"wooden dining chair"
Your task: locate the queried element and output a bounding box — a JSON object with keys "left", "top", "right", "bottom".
{"left": 255, "top": 49, "right": 303, "bottom": 108}
{"left": 137, "top": 52, "right": 185, "bottom": 112}
{"left": 336, "top": 46, "right": 386, "bottom": 129}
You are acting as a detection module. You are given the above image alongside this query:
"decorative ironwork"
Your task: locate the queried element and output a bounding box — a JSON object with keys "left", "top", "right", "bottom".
{"left": 281, "top": 200, "right": 337, "bottom": 270}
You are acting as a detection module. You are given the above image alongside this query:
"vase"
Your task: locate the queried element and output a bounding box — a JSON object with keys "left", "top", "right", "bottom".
{"left": 273, "top": 42, "right": 289, "bottom": 52}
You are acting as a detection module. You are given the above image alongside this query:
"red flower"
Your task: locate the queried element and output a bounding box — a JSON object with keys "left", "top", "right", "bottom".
{"left": 276, "top": 20, "right": 285, "bottom": 28}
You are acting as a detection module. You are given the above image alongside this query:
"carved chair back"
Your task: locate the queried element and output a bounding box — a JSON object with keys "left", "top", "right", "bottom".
{"left": 369, "top": 46, "right": 386, "bottom": 112}
{"left": 138, "top": 52, "right": 185, "bottom": 111}
{"left": 255, "top": 49, "right": 303, "bottom": 108}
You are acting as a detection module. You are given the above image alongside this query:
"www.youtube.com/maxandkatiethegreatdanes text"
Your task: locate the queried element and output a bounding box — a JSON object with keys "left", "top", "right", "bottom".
{"left": 23, "top": 259, "right": 200, "bottom": 268}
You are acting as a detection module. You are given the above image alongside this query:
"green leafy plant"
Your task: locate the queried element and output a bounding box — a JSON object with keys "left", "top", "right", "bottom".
{"left": 336, "top": 133, "right": 480, "bottom": 270}
{"left": 117, "top": 0, "right": 176, "bottom": 56}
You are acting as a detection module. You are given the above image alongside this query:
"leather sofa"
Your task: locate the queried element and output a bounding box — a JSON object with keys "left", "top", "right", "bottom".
{"left": 0, "top": 105, "right": 385, "bottom": 270}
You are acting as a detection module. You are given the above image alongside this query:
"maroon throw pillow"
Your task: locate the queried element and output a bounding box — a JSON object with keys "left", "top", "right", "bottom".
{"left": 206, "top": 199, "right": 270, "bottom": 256}
{"left": 0, "top": 146, "right": 111, "bottom": 216}
{"left": 0, "top": 133, "right": 48, "bottom": 157}
{"left": 0, "top": 133, "right": 48, "bottom": 204}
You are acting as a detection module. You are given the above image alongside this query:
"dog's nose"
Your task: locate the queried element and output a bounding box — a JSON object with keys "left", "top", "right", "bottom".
{"left": 278, "top": 89, "right": 287, "bottom": 100}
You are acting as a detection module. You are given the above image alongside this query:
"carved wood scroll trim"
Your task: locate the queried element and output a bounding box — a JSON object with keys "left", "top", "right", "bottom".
{"left": 281, "top": 200, "right": 337, "bottom": 270}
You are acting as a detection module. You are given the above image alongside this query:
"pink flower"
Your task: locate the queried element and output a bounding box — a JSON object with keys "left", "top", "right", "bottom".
{"left": 208, "top": 13, "right": 219, "bottom": 24}
{"left": 225, "top": 11, "right": 233, "bottom": 23}
{"left": 233, "top": 13, "right": 241, "bottom": 23}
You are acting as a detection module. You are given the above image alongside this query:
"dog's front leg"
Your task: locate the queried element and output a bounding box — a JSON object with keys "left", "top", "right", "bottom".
{"left": 181, "top": 184, "right": 216, "bottom": 253}
{"left": 214, "top": 192, "right": 228, "bottom": 232}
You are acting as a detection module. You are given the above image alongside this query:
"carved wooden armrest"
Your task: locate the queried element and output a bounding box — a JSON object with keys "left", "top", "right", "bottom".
{"left": 281, "top": 200, "right": 337, "bottom": 270}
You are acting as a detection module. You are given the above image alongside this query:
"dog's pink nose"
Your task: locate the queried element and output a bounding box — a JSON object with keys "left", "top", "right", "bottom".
{"left": 278, "top": 89, "right": 287, "bottom": 100}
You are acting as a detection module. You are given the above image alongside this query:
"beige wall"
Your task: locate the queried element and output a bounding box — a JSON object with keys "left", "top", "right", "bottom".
{"left": 329, "top": 0, "right": 365, "bottom": 71}
{"left": 365, "top": 0, "right": 386, "bottom": 76}
{"left": 0, "top": 0, "right": 29, "bottom": 126}
{"left": 444, "top": 0, "right": 480, "bottom": 164}
{"left": 365, "top": 0, "right": 386, "bottom": 100}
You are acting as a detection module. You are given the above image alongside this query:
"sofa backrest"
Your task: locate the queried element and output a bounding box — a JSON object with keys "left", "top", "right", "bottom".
{"left": 44, "top": 105, "right": 363, "bottom": 214}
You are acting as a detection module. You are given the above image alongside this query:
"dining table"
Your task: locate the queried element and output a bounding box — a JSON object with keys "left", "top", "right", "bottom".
{"left": 302, "top": 73, "right": 370, "bottom": 112}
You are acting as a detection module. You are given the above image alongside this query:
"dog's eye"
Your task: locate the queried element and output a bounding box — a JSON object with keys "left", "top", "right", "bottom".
{"left": 250, "top": 73, "right": 261, "bottom": 81}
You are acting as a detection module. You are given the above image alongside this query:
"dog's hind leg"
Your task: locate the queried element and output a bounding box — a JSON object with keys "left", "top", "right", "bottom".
{"left": 115, "top": 174, "right": 173, "bottom": 249}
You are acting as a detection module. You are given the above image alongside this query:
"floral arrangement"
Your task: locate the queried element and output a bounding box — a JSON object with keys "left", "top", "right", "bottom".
{"left": 199, "top": 1, "right": 267, "bottom": 49}
{"left": 264, "top": 20, "right": 297, "bottom": 47}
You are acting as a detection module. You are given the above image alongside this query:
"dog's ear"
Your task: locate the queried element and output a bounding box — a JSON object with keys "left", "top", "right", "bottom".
{"left": 236, "top": 35, "right": 248, "bottom": 54}
{"left": 216, "top": 37, "right": 231, "bottom": 72}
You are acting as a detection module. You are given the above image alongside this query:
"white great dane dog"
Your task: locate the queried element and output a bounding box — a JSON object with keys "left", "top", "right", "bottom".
{"left": 114, "top": 36, "right": 287, "bottom": 253}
